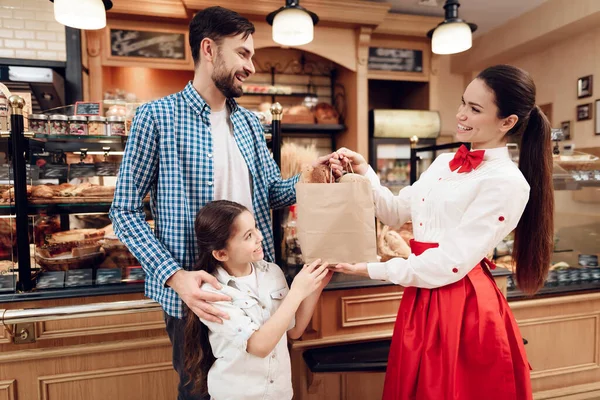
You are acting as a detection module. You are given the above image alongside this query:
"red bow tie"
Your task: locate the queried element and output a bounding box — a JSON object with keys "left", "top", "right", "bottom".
{"left": 449, "top": 145, "right": 485, "bottom": 173}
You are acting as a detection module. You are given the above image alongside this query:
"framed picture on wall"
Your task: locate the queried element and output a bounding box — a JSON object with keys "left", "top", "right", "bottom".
{"left": 577, "top": 75, "right": 593, "bottom": 98}
{"left": 577, "top": 103, "right": 592, "bottom": 121}
{"left": 560, "top": 120, "right": 571, "bottom": 140}
{"left": 596, "top": 100, "right": 600, "bottom": 135}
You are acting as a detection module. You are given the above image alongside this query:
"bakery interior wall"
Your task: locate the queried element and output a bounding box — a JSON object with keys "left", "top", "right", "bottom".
{"left": 96, "top": 16, "right": 362, "bottom": 157}
{"left": 437, "top": 0, "right": 600, "bottom": 266}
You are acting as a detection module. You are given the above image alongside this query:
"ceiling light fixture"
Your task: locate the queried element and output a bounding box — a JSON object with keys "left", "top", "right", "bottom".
{"left": 50, "top": 0, "right": 113, "bottom": 30}
{"left": 267, "top": 0, "right": 319, "bottom": 47}
{"left": 427, "top": 0, "right": 477, "bottom": 55}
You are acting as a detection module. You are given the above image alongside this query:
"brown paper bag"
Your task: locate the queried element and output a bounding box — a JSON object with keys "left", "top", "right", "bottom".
{"left": 295, "top": 180, "right": 378, "bottom": 264}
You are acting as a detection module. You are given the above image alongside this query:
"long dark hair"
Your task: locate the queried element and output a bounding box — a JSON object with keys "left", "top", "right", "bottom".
{"left": 184, "top": 200, "right": 248, "bottom": 394}
{"left": 476, "top": 65, "right": 554, "bottom": 295}
{"left": 189, "top": 6, "right": 255, "bottom": 65}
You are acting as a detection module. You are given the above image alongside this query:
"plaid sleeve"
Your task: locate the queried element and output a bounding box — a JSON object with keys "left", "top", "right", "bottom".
{"left": 109, "top": 104, "right": 182, "bottom": 286}
{"left": 255, "top": 123, "right": 299, "bottom": 209}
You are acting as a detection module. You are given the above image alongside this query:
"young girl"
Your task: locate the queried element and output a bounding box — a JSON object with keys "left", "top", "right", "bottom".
{"left": 184, "top": 200, "right": 331, "bottom": 399}
{"left": 332, "top": 65, "right": 554, "bottom": 400}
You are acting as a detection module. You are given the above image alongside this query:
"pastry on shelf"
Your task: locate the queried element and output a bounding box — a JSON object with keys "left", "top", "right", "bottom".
{"left": 378, "top": 225, "right": 411, "bottom": 261}
{"left": 36, "top": 240, "right": 102, "bottom": 259}
{"left": 46, "top": 228, "right": 105, "bottom": 244}
{"left": 31, "top": 185, "right": 54, "bottom": 199}
{"left": 1, "top": 185, "right": 32, "bottom": 201}
{"left": 314, "top": 103, "right": 339, "bottom": 124}
{"left": 283, "top": 105, "right": 315, "bottom": 124}
{"left": 59, "top": 182, "right": 92, "bottom": 197}
{"left": 79, "top": 185, "right": 116, "bottom": 198}
{"left": 0, "top": 260, "right": 14, "bottom": 274}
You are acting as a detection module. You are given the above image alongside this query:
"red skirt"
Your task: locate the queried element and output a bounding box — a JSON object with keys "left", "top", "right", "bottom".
{"left": 382, "top": 240, "right": 532, "bottom": 400}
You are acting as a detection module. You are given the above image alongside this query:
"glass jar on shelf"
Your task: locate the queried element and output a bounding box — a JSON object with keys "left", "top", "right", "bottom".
{"left": 69, "top": 115, "right": 88, "bottom": 135}
{"left": 29, "top": 114, "right": 49, "bottom": 134}
{"left": 88, "top": 116, "right": 107, "bottom": 136}
{"left": 49, "top": 114, "right": 69, "bottom": 135}
{"left": 107, "top": 116, "right": 126, "bottom": 136}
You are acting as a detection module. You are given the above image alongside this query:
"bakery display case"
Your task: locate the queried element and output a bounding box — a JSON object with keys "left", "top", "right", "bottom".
{"left": 0, "top": 90, "right": 150, "bottom": 297}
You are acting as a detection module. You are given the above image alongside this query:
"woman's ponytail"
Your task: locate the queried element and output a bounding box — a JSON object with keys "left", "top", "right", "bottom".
{"left": 512, "top": 105, "right": 554, "bottom": 294}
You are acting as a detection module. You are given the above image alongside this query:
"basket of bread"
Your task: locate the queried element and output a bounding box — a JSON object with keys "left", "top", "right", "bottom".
{"left": 35, "top": 228, "right": 106, "bottom": 271}
{"left": 553, "top": 151, "right": 600, "bottom": 172}
{"left": 0, "top": 183, "right": 116, "bottom": 204}
{"left": 97, "top": 224, "right": 141, "bottom": 273}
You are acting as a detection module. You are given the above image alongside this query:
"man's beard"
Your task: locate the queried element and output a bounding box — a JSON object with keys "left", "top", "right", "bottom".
{"left": 212, "top": 56, "right": 244, "bottom": 98}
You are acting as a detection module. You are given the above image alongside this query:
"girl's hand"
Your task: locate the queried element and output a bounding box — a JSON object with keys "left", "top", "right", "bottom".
{"left": 335, "top": 148, "right": 369, "bottom": 176}
{"left": 333, "top": 262, "right": 369, "bottom": 277}
{"left": 290, "top": 259, "right": 330, "bottom": 299}
{"left": 317, "top": 269, "right": 334, "bottom": 291}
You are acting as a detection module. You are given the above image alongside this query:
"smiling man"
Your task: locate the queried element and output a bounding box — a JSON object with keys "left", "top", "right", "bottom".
{"left": 109, "top": 7, "right": 331, "bottom": 400}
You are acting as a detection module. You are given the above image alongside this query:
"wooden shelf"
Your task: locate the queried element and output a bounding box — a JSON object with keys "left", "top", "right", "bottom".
{"left": 281, "top": 124, "right": 346, "bottom": 134}
{"left": 243, "top": 92, "right": 316, "bottom": 98}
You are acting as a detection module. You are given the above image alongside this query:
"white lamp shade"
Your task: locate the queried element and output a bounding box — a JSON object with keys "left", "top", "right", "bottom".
{"left": 54, "top": 0, "right": 107, "bottom": 30}
{"left": 272, "top": 8, "right": 314, "bottom": 46}
{"left": 431, "top": 22, "right": 472, "bottom": 55}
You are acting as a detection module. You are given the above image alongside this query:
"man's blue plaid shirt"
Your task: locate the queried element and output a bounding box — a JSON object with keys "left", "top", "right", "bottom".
{"left": 110, "top": 82, "right": 299, "bottom": 318}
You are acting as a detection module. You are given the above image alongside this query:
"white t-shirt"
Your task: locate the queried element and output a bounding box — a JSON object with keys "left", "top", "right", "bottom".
{"left": 210, "top": 108, "right": 253, "bottom": 212}
{"left": 235, "top": 264, "right": 259, "bottom": 297}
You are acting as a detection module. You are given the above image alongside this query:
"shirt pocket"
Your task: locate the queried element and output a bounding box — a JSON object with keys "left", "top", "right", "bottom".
{"left": 270, "top": 287, "right": 295, "bottom": 331}
{"left": 270, "top": 287, "right": 289, "bottom": 301}
{"left": 232, "top": 297, "right": 261, "bottom": 325}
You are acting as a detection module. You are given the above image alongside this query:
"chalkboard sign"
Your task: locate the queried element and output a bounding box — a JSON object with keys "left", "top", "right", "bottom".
{"left": 579, "top": 254, "right": 599, "bottom": 267}
{"left": 0, "top": 274, "right": 15, "bottom": 292}
{"left": 368, "top": 47, "right": 423, "bottom": 73}
{"left": 0, "top": 164, "right": 39, "bottom": 180}
{"left": 66, "top": 269, "right": 93, "bottom": 288}
{"left": 41, "top": 163, "right": 68, "bottom": 180}
{"left": 37, "top": 271, "right": 65, "bottom": 289}
{"left": 75, "top": 102, "right": 101, "bottom": 116}
{"left": 110, "top": 29, "right": 186, "bottom": 60}
{"left": 95, "top": 162, "right": 120, "bottom": 177}
{"left": 96, "top": 269, "right": 123, "bottom": 285}
{"left": 69, "top": 163, "right": 97, "bottom": 179}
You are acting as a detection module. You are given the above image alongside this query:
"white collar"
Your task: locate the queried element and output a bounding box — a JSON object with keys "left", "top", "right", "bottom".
{"left": 214, "top": 261, "right": 269, "bottom": 286}
{"left": 480, "top": 146, "right": 510, "bottom": 161}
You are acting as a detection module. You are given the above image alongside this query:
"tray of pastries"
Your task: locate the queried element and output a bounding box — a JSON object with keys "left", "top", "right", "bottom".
{"left": 0, "top": 183, "right": 117, "bottom": 204}
{"left": 35, "top": 228, "right": 106, "bottom": 271}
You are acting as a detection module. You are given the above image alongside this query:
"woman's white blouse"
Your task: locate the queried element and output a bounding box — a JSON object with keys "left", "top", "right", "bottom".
{"left": 366, "top": 146, "right": 530, "bottom": 288}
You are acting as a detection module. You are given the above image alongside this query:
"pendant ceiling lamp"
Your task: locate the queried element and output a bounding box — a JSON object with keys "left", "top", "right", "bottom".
{"left": 267, "top": 0, "right": 319, "bottom": 47}
{"left": 427, "top": 0, "right": 477, "bottom": 55}
{"left": 50, "top": 0, "right": 113, "bottom": 30}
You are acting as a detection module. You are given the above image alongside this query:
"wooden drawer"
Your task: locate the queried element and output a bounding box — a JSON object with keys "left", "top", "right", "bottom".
{"left": 300, "top": 285, "right": 404, "bottom": 344}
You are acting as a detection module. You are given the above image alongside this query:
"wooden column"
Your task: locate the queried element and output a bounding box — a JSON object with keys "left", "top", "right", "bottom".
{"left": 85, "top": 30, "right": 103, "bottom": 102}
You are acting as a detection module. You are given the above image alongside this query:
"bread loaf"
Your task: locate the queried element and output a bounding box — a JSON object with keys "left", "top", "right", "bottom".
{"left": 32, "top": 185, "right": 55, "bottom": 199}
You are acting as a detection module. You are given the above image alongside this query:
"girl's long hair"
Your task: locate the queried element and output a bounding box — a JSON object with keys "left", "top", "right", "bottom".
{"left": 184, "top": 200, "right": 248, "bottom": 394}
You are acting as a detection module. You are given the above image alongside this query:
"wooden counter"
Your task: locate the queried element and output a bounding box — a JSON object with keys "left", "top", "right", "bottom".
{"left": 0, "top": 291, "right": 176, "bottom": 400}
{"left": 1, "top": 272, "right": 598, "bottom": 400}
{"left": 289, "top": 273, "right": 600, "bottom": 400}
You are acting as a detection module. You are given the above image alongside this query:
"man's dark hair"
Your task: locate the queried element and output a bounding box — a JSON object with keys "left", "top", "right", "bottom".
{"left": 189, "top": 6, "right": 255, "bottom": 65}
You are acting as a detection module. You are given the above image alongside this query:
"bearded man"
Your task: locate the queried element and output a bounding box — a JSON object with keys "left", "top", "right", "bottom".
{"left": 110, "top": 6, "right": 332, "bottom": 399}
